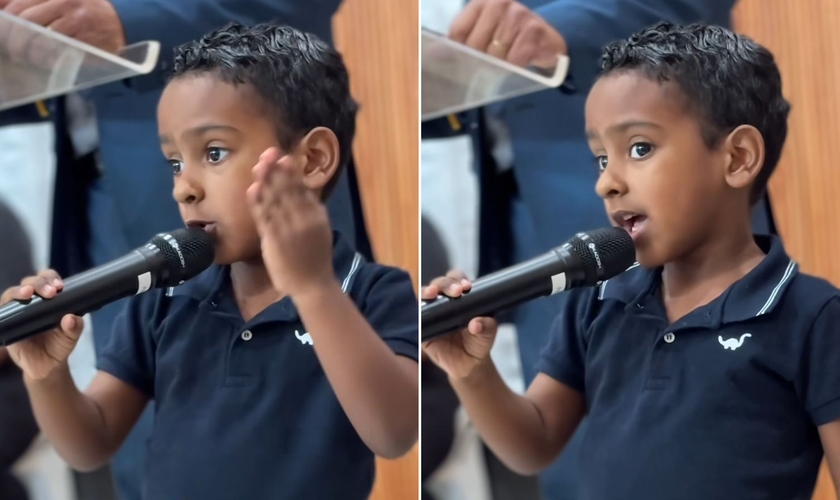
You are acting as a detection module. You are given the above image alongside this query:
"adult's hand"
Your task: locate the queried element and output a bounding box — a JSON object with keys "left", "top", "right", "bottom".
{"left": 1, "top": 0, "right": 126, "bottom": 53}
{"left": 449, "top": 0, "right": 567, "bottom": 69}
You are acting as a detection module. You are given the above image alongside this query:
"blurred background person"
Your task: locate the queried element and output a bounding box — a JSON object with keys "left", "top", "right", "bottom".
{"left": 0, "top": 200, "right": 39, "bottom": 500}
{"left": 0, "top": 1, "right": 371, "bottom": 499}
{"left": 421, "top": 1, "right": 776, "bottom": 499}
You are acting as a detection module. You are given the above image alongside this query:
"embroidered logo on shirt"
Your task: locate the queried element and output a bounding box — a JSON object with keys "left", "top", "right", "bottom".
{"left": 718, "top": 333, "right": 751, "bottom": 351}
{"left": 295, "top": 330, "right": 314, "bottom": 346}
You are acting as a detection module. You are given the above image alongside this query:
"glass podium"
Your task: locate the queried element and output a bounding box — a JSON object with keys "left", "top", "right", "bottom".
{"left": 0, "top": 10, "right": 159, "bottom": 112}
{"left": 421, "top": 27, "right": 570, "bottom": 121}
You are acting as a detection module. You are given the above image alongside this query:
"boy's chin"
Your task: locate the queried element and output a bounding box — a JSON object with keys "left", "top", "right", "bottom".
{"left": 209, "top": 245, "right": 237, "bottom": 266}
{"left": 634, "top": 247, "right": 665, "bottom": 270}
{"left": 212, "top": 244, "right": 263, "bottom": 267}
{"left": 212, "top": 256, "right": 232, "bottom": 266}
{"left": 213, "top": 252, "right": 244, "bottom": 266}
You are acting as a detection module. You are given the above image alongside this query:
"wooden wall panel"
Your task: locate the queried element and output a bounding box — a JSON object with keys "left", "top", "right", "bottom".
{"left": 333, "top": 0, "right": 419, "bottom": 499}
{"left": 732, "top": 1, "right": 840, "bottom": 499}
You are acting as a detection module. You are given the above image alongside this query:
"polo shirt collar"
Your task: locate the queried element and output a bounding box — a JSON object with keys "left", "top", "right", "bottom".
{"left": 598, "top": 235, "right": 797, "bottom": 325}
{"left": 720, "top": 235, "right": 798, "bottom": 322}
{"left": 168, "top": 231, "right": 365, "bottom": 323}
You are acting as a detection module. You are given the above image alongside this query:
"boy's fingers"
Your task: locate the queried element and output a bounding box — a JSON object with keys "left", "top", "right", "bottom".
{"left": 275, "top": 154, "right": 296, "bottom": 170}
{"left": 421, "top": 285, "right": 440, "bottom": 300}
{"left": 37, "top": 269, "right": 63, "bottom": 289}
{"left": 253, "top": 147, "right": 282, "bottom": 182}
{"left": 272, "top": 160, "right": 307, "bottom": 200}
{"left": 257, "top": 153, "right": 293, "bottom": 182}
{"left": 13, "top": 285, "right": 34, "bottom": 300}
{"left": 259, "top": 147, "right": 282, "bottom": 165}
{"left": 246, "top": 184, "right": 273, "bottom": 235}
{"left": 1, "top": 285, "right": 33, "bottom": 304}
{"left": 20, "top": 276, "right": 55, "bottom": 297}
{"left": 60, "top": 314, "right": 75, "bottom": 331}
{"left": 246, "top": 181, "right": 263, "bottom": 207}
{"left": 428, "top": 276, "right": 465, "bottom": 297}
{"left": 429, "top": 276, "right": 456, "bottom": 288}
{"left": 256, "top": 155, "right": 314, "bottom": 212}
{"left": 445, "top": 269, "right": 468, "bottom": 279}
{"left": 252, "top": 161, "right": 269, "bottom": 182}
{"left": 444, "top": 269, "right": 471, "bottom": 289}
{"left": 60, "top": 314, "right": 84, "bottom": 336}
{"left": 468, "top": 317, "right": 496, "bottom": 335}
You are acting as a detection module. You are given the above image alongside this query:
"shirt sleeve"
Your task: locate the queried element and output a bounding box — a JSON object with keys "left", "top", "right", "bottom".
{"left": 358, "top": 267, "right": 419, "bottom": 362}
{"left": 96, "top": 293, "right": 160, "bottom": 397}
{"left": 536, "top": 0, "right": 737, "bottom": 92}
{"left": 796, "top": 297, "right": 840, "bottom": 426}
{"left": 534, "top": 289, "right": 593, "bottom": 393}
{"left": 108, "top": 0, "right": 339, "bottom": 93}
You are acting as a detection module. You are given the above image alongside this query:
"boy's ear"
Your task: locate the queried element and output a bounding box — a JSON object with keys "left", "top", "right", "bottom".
{"left": 297, "top": 127, "right": 341, "bottom": 192}
{"left": 722, "top": 124, "right": 765, "bottom": 191}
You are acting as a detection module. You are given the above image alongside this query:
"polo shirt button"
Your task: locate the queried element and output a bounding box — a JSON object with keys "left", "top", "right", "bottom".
{"left": 241, "top": 330, "right": 253, "bottom": 341}
{"left": 664, "top": 332, "right": 675, "bottom": 343}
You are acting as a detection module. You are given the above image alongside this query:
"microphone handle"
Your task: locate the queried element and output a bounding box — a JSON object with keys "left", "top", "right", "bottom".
{"left": 421, "top": 246, "right": 584, "bottom": 342}
{"left": 0, "top": 246, "right": 164, "bottom": 346}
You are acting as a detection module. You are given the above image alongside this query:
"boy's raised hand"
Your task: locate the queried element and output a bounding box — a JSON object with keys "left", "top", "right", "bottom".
{"left": 247, "top": 147, "right": 336, "bottom": 298}
{"left": 1, "top": 269, "right": 84, "bottom": 380}
{"left": 421, "top": 270, "right": 498, "bottom": 380}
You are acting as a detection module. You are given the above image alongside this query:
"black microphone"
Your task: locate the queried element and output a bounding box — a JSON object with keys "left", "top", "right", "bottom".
{"left": 0, "top": 227, "right": 215, "bottom": 346}
{"left": 421, "top": 227, "right": 635, "bottom": 341}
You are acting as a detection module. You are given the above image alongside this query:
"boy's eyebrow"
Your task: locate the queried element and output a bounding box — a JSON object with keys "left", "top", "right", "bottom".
{"left": 586, "top": 120, "right": 663, "bottom": 140}
{"left": 158, "top": 124, "right": 240, "bottom": 144}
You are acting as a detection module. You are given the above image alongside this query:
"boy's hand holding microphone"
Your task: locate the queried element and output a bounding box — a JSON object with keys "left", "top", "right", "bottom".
{"left": 1, "top": 270, "right": 83, "bottom": 381}
{"left": 422, "top": 270, "right": 498, "bottom": 381}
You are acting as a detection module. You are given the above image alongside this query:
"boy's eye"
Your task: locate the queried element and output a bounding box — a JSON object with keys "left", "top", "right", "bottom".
{"left": 595, "top": 156, "right": 608, "bottom": 172}
{"left": 629, "top": 142, "right": 653, "bottom": 159}
{"left": 206, "top": 147, "right": 230, "bottom": 164}
{"left": 169, "top": 159, "right": 183, "bottom": 175}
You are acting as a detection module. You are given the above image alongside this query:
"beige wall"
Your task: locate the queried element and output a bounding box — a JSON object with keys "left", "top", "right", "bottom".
{"left": 733, "top": 1, "right": 840, "bottom": 498}
{"left": 333, "top": 0, "right": 419, "bottom": 497}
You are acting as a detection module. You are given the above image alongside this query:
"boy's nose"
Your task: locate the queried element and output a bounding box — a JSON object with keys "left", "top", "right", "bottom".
{"left": 173, "top": 174, "right": 204, "bottom": 205}
{"left": 595, "top": 167, "right": 628, "bottom": 199}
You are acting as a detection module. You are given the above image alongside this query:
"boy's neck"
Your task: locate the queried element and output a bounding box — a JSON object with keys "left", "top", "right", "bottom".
{"left": 660, "top": 226, "right": 765, "bottom": 322}
{"left": 230, "top": 258, "right": 285, "bottom": 321}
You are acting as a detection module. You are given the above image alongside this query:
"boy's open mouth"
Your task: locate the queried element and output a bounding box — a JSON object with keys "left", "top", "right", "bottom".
{"left": 611, "top": 211, "right": 648, "bottom": 238}
{"left": 185, "top": 220, "right": 218, "bottom": 237}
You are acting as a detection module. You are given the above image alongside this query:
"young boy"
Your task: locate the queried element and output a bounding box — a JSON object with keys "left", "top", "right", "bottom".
{"left": 423, "top": 22, "right": 840, "bottom": 499}
{"left": 1, "top": 23, "right": 418, "bottom": 499}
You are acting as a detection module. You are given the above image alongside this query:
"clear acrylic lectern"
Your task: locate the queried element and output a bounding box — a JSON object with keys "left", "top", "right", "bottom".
{"left": 0, "top": 10, "right": 159, "bottom": 112}
{"left": 422, "top": 27, "right": 570, "bottom": 121}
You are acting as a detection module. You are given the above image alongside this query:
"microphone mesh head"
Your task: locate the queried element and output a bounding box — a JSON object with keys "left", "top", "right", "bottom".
{"left": 148, "top": 228, "right": 215, "bottom": 287}
{"left": 567, "top": 227, "right": 636, "bottom": 285}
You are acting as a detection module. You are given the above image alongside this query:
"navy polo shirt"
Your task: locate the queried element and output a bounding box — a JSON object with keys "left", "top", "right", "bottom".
{"left": 537, "top": 235, "right": 840, "bottom": 500}
{"left": 97, "top": 232, "right": 418, "bottom": 500}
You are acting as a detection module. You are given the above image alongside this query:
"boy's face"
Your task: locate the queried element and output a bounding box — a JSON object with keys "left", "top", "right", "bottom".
{"left": 157, "top": 75, "right": 279, "bottom": 265}
{"left": 585, "top": 71, "right": 728, "bottom": 268}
